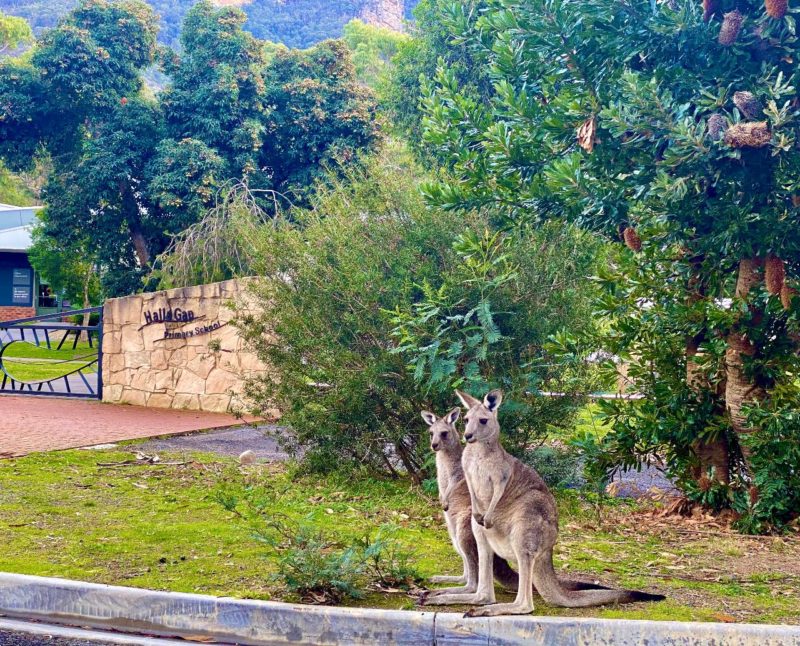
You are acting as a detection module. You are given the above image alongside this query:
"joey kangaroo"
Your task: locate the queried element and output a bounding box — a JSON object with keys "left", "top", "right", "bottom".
{"left": 420, "top": 407, "right": 611, "bottom": 605}
{"left": 435, "top": 389, "right": 664, "bottom": 616}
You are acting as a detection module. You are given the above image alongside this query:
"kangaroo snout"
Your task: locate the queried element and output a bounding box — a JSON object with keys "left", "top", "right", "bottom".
{"left": 464, "top": 432, "right": 475, "bottom": 443}
{"left": 431, "top": 442, "right": 441, "bottom": 451}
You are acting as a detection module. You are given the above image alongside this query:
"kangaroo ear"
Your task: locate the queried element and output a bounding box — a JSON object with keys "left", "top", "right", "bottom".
{"left": 455, "top": 389, "right": 481, "bottom": 409}
{"left": 484, "top": 389, "right": 503, "bottom": 412}
{"left": 421, "top": 411, "right": 437, "bottom": 426}
{"left": 445, "top": 407, "right": 460, "bottom": 425}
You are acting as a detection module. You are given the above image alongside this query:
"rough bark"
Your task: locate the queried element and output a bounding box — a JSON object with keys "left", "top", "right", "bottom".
{"left": 725, "top": 258, "right": 765, "bottom": 462}
{"left": 686, "top": 265, "right": 730, "bottom": 485}
{"left": 120, "top": 180, "right": 150, "bottom": 268}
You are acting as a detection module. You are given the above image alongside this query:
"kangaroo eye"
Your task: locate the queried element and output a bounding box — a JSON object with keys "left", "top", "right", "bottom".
{"left": 441, "top": 431, "right": 448, "bottom": 439}
{"left": 479, "top": 418, "right": 488, "bottom": 425}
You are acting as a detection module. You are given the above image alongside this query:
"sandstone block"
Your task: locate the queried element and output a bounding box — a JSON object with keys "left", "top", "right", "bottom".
{"left": 175, "top": 368, "right": 207, "bottom": 395}
{"left": 172, "top": 393, "right": 200, "bottom": 410}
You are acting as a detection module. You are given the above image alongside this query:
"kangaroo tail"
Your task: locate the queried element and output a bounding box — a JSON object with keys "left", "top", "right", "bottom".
{"left": 532, "top": 548, "right": 665, "bottom": 608}
{"left": 493, "top": 555, "right": 612, "bottom": 592}
{"left": 492, "top": 554, "right": 519, "bottom": 590}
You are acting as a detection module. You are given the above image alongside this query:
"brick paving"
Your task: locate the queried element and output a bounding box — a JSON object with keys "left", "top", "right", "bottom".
{"left": 0, "top": 395, "right": 249, "bottom": 458}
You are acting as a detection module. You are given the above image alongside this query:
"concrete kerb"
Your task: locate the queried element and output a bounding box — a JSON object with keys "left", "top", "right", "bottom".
{"left": 1, "top": 573, "right": 799, "bottom": 646}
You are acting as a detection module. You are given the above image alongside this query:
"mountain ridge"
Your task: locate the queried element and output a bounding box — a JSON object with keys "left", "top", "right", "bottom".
{"left": 0, "top": 0, "right": 420, "bottom": 49}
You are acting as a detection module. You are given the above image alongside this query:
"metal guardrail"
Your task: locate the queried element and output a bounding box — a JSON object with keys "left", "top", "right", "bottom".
{"left": 0, "top": 307, "right": 103, "bottom": 399}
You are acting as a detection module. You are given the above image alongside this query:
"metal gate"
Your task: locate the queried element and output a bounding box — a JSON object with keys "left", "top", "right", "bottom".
{"left": 0, "top": 307, "right": 103, "bottom": 399}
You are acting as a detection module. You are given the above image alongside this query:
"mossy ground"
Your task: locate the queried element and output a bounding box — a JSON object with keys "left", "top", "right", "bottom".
{"left": 1, "top": 446, "right": 798, "bottom": 624}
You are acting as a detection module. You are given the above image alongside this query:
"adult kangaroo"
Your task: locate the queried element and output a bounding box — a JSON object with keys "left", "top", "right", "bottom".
{"left": 419, "top": 407, "right": 612, "bottom": 605}
{"left": 450, "top": 389, "right": 664, "bottom": 616}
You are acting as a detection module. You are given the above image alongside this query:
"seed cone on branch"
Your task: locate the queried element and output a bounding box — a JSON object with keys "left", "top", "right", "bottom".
{"left": 623, "top": 227, "right": 642, "bottom": 252}
{"left": 765, "top": 0, "right": 788, "bottom": 18}
{"left": 724, "top": 122, "right": 771, "bottom": 148}
{"left": 577, "top": 116, "right": 597, "bottom": 153}
{"left": 719, "top": 10, "right": 743, "bottom": 45}
{"left": 765, "top": 256, "right": 785, "bottom": 295}
{"left": 792, "top": 195, "right": 800, "bottom": 207}
{"left": 733, "top": 91, "right": 763, "bottom": 119}
{"left": 707, "top": 113, "right": 728, "bottom": 140}
{"left": 781, "top": 284, "right": 797, "bottom": 309}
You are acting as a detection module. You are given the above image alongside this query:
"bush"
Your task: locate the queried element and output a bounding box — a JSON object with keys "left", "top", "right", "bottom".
{"left": 166, "top": 143, "right": 602, "bottom": 479}
{"left": 389, "top": 222, "right": 607, "bottom": 459}
{"left": 230, "top": 145, "right": 470, "bottom": 480}
{"left": 256, "top": 515, "right": 366, "bottom": 604}
{"left": 215, "top": 477, "right": 421, "bottom": 603}
{"left": 523, "top": 445, "right": 583, "bottom": 490}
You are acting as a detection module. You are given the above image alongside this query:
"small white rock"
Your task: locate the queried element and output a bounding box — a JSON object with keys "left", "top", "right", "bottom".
{"left": 239, "top": 450, "right": 257, "bottom": 465}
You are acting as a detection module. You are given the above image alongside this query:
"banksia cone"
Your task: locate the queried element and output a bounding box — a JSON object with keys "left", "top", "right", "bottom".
{"left": 707, "top": 113, "right": 728, "bottom": 140}
{"left": 623, "top": 227, "right": 642, "bottom": 252}
{"left": 765, "top": 0, "right": 788, "bottom": 18}
{"left": 749, "top": 485, "right": 760, "bottom": 506}
{"left": 733, "top": 91, "right": 762, "bottom": 119}
{"left": 724, "top": 121, "right": 771, "bottom": 148}
{"left": 703, "top": 0, "right": 717, "bottom": 21}
{"left": 781, "top": 284, "right": 797, "bottom": 309}
{"left": 577, "top": 116, "right": 597, "bottom": 153}
{"left": 765, "top": 256, "right": 785, "bottom": 295}
{"left": 792, "top": 194, "right": 800, "bottom": 207}
{"left": 719, "top": 10, "right": 743, "bottom": 45}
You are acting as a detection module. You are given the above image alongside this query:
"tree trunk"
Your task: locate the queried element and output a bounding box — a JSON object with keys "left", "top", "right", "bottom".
{"left": 725, "top": 258, "right": 765, "bottom": 463}
{"left": 120, "top": 180, "right": 150, "bottom": 268}
{"left": 685, "top": 258, "right": 731, "bottom": 486}
{"left": 687, "top": 335, "right": 730, "bottom": 485}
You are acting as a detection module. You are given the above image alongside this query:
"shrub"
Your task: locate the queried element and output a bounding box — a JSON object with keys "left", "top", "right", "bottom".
{"left": 215, "top": 477, "right": 421, "bottom": 603}
{"left": 355, "top": 526, "right": 421, "bottom": 590}
{"left": 523, "top": 445, "right": 583, "bottom": 490}
{"left": 235, "top": 145, "right": 469, "bottom": 480}
{"left": 256, "top": 515, "right": 366, "bottom": 604}
{"left": 389, "top": 222, "right": 607, "bottom": 458}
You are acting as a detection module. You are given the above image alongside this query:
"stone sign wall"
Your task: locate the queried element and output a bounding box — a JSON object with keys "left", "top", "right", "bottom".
{"left": 102, "top": 279, "right": 267, "bottom": 413}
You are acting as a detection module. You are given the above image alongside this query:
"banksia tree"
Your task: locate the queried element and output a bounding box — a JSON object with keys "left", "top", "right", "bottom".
{"left": 419, "top": 0, "right": 800, "bottom": 531}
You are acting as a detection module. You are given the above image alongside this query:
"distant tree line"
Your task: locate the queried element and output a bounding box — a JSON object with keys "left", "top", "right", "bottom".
{"left": 0, "top": 0, "right": 421, "bottom": 50}
{"left": 0, "top": 0, "right": 378, "bottom": 295}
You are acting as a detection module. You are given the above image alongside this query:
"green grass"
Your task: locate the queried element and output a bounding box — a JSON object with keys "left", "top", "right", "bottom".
{"left": 0, "top": 339, "right": 97, "bottom": 383}
{"left": 1, "top": 446, "right": 798, "bottom": 623}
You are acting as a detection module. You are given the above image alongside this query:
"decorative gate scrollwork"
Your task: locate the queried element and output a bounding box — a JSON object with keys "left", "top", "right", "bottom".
{"left": 0, "top": 307, "right": 103, "bottom": 399}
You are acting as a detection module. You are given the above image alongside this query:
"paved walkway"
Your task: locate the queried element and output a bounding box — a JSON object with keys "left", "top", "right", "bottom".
{"left": 0, "top": 395, "right": 249, "bottom": 458}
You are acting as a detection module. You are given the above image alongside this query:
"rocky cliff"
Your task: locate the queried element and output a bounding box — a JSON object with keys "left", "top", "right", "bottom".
{"left": 359, "top": 0, "right": 405, "bottom": 32}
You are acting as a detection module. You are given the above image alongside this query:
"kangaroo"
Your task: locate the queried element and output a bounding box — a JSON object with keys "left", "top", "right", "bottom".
{"left": 432, "top": 389, "right": 664, "bottom": 616}
{"left": 420, "top": 407, "right": 518, "bottom": 600}
{"left": 420, "top": 407, "right": 611, "bottom": 604}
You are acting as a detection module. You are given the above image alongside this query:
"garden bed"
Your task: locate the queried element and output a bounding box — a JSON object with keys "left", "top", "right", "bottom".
{"left": 0, "top": 447, "right": 798, "bottom": 624}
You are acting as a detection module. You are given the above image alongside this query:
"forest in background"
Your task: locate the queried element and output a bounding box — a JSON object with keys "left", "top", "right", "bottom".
{"left": 0, "top": 0, "right": 420, "bottom": 48}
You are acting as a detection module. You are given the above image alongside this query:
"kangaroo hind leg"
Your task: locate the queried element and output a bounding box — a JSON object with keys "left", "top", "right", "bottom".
{"left": 465, "top": 544, "right": 535, "bottom": 617}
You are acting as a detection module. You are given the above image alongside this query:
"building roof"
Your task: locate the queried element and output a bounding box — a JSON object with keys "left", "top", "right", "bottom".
{"left": 0, "top": 225, "right": 33, "bottom": 253}
{"left": 0, "top": 204, "right": 41, "bottom": 252}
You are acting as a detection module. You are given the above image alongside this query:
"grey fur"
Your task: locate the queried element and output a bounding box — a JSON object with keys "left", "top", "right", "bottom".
{"left": 427, "top": 390, "right": 665, "bottom": 617}
{"left": 419, "top": 407, "right": 612, "bottom": 606}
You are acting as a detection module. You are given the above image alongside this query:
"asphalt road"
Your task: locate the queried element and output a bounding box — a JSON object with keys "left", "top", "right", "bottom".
{"left": 0, "top": 630, "right": 102, "bottom": 645}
